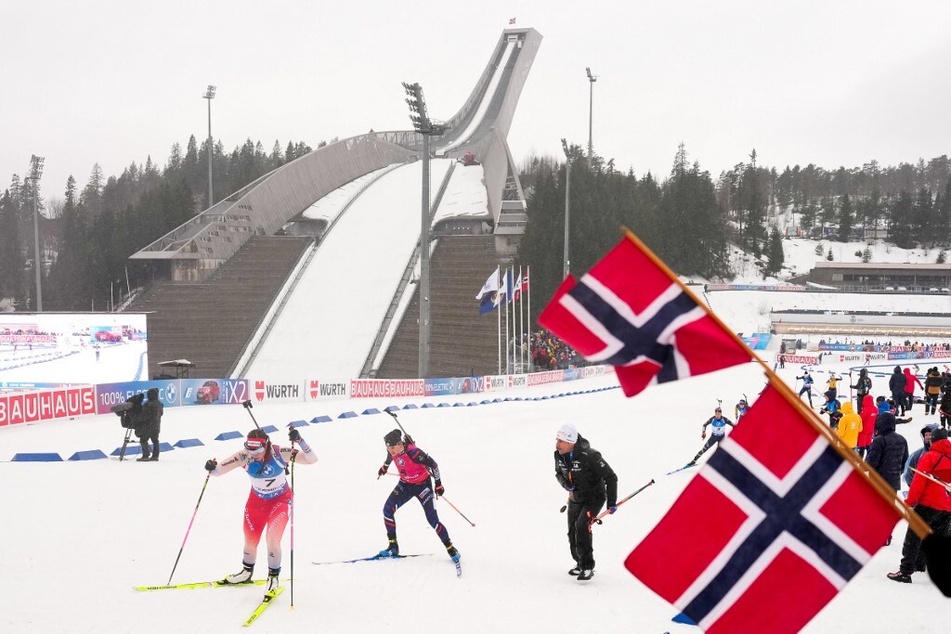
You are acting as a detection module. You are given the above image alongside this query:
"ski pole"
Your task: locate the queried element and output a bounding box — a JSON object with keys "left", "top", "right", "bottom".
{"left": 438, "top": 494, "right": 476, "bottom": 527}
{"left": 289, "top": 447, "right": 296, "bottom": 609}
{"left": 589, "top": 478, "right": 656, "bottom": 528}
{"left": 384, "top": 408, "right": 413, "bottom": 442}
{"left": 241, "top": 399, "right": 262, "bottom": 430}
{"left": 166, "top": 472, "right": 211, "bottom": 586}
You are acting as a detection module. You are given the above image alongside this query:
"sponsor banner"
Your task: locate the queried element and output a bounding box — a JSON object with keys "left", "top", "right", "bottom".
{"left": 837, "top": 353, "right": 865, "bottom": 362}
{"left": 424, "top": 378, "right": 456, "bottom": 397}
{"left": 483, "top": 375, "right": 506, "bottom": 392}
{"left": 455, "top": 376, "right": 484, "bottom": 394}
{"left": 706, "top": 283, "right": 806, "bottom": 292}
{"left": 95, "top": 380, "right": 179, "bottom": 414}
{"left": 306, "top": 379, "right": 349, "bottom": 401}
{"left": 0, "top": 381, "right": 80, "bottom": 390}
{"left": 563, "top": 367, "right": 586, "bottom": 381}
{"left": 527, "top": 370, "right": 563, "bottom": 386}
{"left": 0, "top": 385, "right": 96, "bottom": 427}
{"left": 583, "top": 365, "right": 607, "bottom": 377}
{"left": 179, "top": 378, "right": 250, "bottom": 406}
{"left": 350, "top": 379, "right": 425, "bottom": 399}
{"left": 251, "top": 380, "right": 304, "bottom": 403}
{"left": 783, "top": 354, "right": 819, "bottom": 365}
{"left": 817, "top": 343, "right": 852, "bottom": 351}
{"left": 0, "top": 334, "right": 56, "bottom": 345}
{"left": 888, "top": 350, "right": 942, "bottom": 361}
{"left": 508, "top": 374, "right": 527, "bottom": 389}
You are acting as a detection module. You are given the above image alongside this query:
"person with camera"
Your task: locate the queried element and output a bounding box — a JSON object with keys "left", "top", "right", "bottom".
{"left": 137, "top": 387, "right": 164, "bottom": 461}
{"left": 204, "top": 427, "right": 317, "bottom": 597}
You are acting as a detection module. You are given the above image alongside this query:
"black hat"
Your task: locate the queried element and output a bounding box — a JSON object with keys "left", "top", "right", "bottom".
{"left": 932, "top": 428, "right": 950, "bottom": 442}
{"left": 384, "top": 429, "right": 403, "bottom": 446}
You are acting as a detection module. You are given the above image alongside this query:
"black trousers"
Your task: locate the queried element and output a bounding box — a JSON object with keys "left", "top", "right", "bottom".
{"left": 139, "top": 425, "right": 160, "bottom": 457}
{"left": 900, "top": 505, "right": 951, "bottom": 575}
{"left": 566, "top": 496, "right": 605, "bottom": 570}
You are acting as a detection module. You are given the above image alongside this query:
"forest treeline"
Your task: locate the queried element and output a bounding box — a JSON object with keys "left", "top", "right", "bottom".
{"left": 0, "top": 136, "right": 315, "bottom": 311}
{"left": 2, "top": 135, "right": 950, "bottom": 314}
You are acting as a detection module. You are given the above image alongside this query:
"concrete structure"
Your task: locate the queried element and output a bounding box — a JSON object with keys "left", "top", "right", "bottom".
{"left": 809, "top": 262, "right": 951, "bottom": 292}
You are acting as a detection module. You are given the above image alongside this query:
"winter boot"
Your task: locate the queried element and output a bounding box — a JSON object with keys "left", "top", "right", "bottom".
{"left": 149, "top": 448, "right": 159, "bottom": 461}
{"left": 136, "top": 452, "right": 151, "bottom": 462}
{"left": 224, "top": 563, "right": 254, "bottom": 584}
{"left": 265, "top": 567, "right": 281, "bottom": 595}
{"left": 576, "top": 568, "right": 595, "bottom": 581}
{"left": 378, "top": 537, "right": 399, "bottom": 558}
{"left": 568, "top": 565, "right": 582, "bottom": 576}
{"left": 887, "top": 571, "right": 912, "bottom": 583}
{"left": 446, "top": 544, "right": 460, "bottom": 564}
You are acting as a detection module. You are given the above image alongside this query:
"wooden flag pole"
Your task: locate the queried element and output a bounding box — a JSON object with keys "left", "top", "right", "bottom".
{"left": 621, "top": 227, "right": 932, "bottom": 539}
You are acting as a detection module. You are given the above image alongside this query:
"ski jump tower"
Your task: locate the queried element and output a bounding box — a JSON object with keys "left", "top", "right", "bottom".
{"left": 129, "top": 27, "right": 541, "bottom": 277}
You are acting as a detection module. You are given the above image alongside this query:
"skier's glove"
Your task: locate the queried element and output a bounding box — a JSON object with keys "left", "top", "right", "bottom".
{"left": 204, "top": 459, "right": 217, "bottom": 472}
{"left": 378, "top": 464, "right": 388, "bottom": 477}
{"left": 701, "top": 430, "right": 707, "bottom": 439}
{"left": 435, "top": 482, "right": 445, "bottom": 496}
{"left": 288, "top": 428, "right": 301, "bottom": 442}
{"left": 607, "top": 505, "right": 618, "bottom": 514}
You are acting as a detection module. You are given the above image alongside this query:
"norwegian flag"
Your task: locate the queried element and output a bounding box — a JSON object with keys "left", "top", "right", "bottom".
{"left": 512, "top": 267, "right": 523, "bottom": 302}
{"left": 538, "top": 235, "right": 750, "bottom": 397}
{"left": 508, "top": 17, "right": 516, "bottom": 24}
{"left": 626, "top": 384, "right": 902, "bottom": 634}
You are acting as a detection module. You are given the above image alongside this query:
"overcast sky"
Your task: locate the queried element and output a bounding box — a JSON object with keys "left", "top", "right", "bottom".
{"left": 5, "top": 1, "right": 951, "bottom": 203}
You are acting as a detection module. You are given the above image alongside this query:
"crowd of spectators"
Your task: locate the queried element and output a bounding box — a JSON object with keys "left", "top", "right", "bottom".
{"left": 529, "top": 329, "right": 584, "bottom": 371}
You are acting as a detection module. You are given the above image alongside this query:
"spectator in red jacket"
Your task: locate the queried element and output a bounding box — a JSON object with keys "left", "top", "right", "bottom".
{"left": 903, "top": 367, "right": 924, "bottom": 412}
{"left": 856, "top": 394, "right": 878, "bottom": 459}
{"left": 887, "top": 428, "right": 951, "bottom": 584}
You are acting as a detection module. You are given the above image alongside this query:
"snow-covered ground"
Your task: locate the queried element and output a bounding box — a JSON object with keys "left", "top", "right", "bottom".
{"left": 2, "top": 354, "right": 948, "bottom": 633}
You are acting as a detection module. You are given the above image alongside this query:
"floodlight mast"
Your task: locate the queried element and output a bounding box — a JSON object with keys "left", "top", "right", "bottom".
{"left": 203, "top": 85, "right": 216, "bottom": 208}
{"left": 561, "top": 139, "right": 571, "bottom": 278}
{"left": 585, "top": 67, "right": 597, "bottom": 169}
{"left": 402, "top": 82, "right": 447, "bottom": 379}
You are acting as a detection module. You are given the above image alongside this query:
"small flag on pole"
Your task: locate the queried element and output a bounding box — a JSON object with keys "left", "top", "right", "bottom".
{"left": 475, "top": 267, "right": 500, "bottom": 315}
{"left": 509, "top": 17, "right": 516, "bottom": 25}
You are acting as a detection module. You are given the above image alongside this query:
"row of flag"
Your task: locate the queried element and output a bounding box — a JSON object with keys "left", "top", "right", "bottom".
{"left": 533, "top": 229, "right": 942, "bottom": 632}
{"left": 474, "top": 266, "right": 531, "bottom": 374}
{"left": 475, "top": 266, "right": 528, "bottom": 315}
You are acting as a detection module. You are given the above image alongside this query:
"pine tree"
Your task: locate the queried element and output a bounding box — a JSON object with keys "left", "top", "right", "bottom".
{"left": 836, "top": 193, "right": 853, "bottom": 242}
{"left": 0, "top": 189, "right": 27, "bottom": 306}
{"left": 766, "top": 227, "right": 785, "bottom": 274}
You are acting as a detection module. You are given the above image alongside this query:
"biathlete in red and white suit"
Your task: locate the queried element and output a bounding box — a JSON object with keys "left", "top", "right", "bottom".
{"left": 376, "top": 428, "right": 460, "bottom": 563}
{"left": 205, "top": 427, "right": 317, "bottom": 594}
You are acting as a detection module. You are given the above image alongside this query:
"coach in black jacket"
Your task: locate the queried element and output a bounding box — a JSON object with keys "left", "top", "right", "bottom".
{"left": 866, "top": 412, "right": 909, "bottom": 491}
{"left": 554, "top": 424, "right": 618, "bottom": 581}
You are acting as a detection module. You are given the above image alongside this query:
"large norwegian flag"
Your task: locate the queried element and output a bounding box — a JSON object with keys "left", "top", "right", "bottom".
{"left": 625, "top": 384, "right": 903, "bottom": 634}
{"left": 538, "top": 234, "right": 751, "bottom": 397}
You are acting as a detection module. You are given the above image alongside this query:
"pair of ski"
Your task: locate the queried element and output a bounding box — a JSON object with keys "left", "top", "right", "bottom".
{"left": 665, "top": 461, "right": 697, "bottom": 476}
{"left": 312, "top": 551, "right": 462, "bottom": 577}
{"left": 133, "top": 579, "right": 284, "bottom": 627}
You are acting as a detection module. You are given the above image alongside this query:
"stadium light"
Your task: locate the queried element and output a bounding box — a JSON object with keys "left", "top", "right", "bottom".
{"left": 402, "top": 82, "right": 448, "bottom": 379}
{"left": 586, "top": 67, "right": 597, "bottom": 169}
{"left": 203, "top": 85, "right": 216, "bottom": 208}
{"left": 562, "top": 139, "right": 571, "bottom": 278}
{"left": 27, "top": 155, "right": 45, "bottom": 312}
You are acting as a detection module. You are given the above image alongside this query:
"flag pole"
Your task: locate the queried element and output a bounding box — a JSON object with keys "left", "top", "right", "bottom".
{"left": 527, "top": 265, "right": 532, "bottom": 372}
{"left": 497, "top": 268, "right": 502, "bottom": 375}
{"left": 510, "top": 267, "right": 517, "bottom": 373}
{"left": 621, "top": 227, "right": 931, "bottom": 539}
